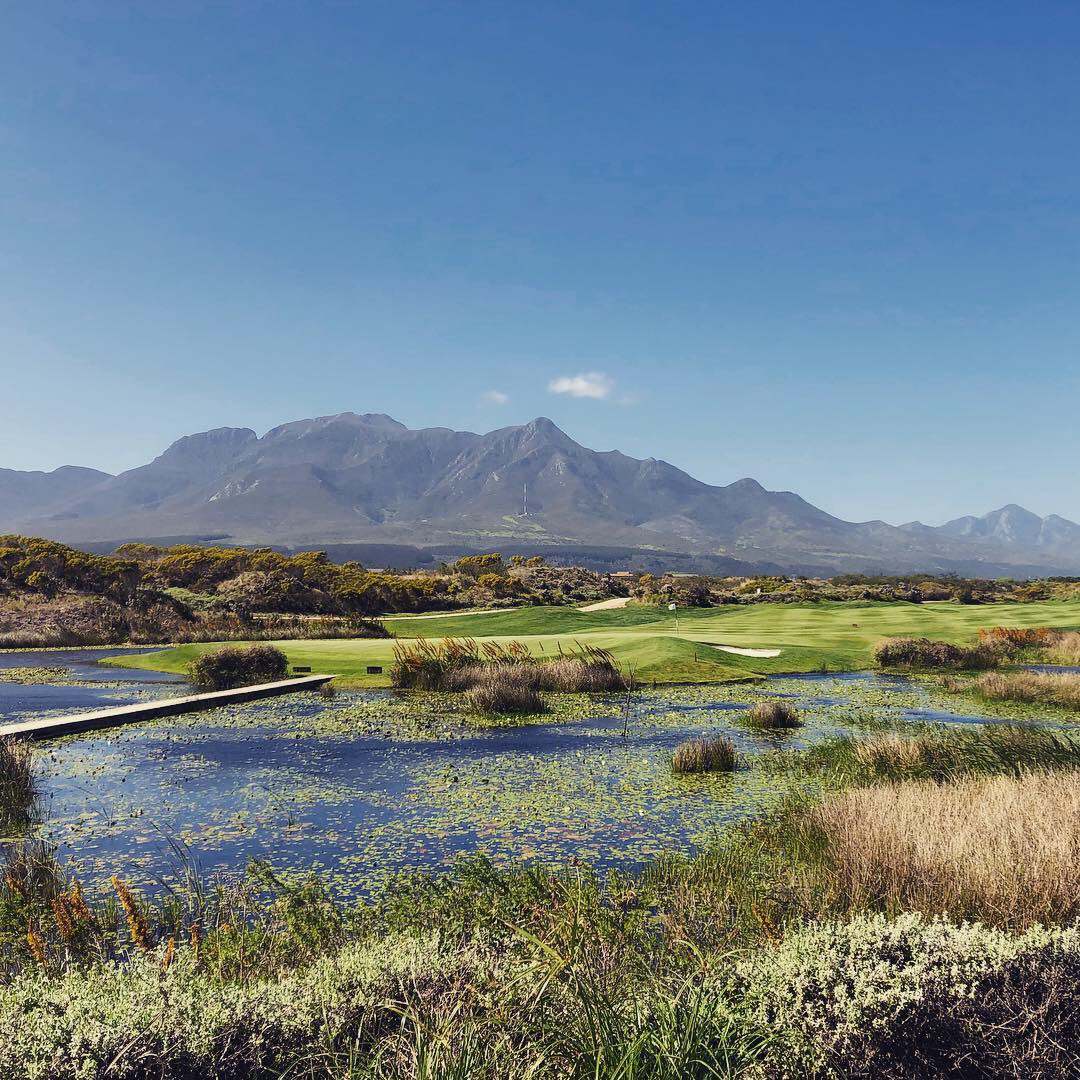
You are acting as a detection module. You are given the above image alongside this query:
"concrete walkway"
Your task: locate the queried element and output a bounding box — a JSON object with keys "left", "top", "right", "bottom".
{"left": 0, "top": 674, "right": 334, "bottom": 741}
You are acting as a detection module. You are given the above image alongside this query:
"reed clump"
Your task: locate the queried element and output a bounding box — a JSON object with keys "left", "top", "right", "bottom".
{"left": 745, "top": 700, "right": 802, "bottom": 729}
{"left": 808, "top": 770, "right": 1080, "bottom": 925}
{"left": 0, "top": 736, "right": 37, "bottom": 827}
{"left": 392, "top": 637, "right": 629, "bottom": 695}
{"left": 842, "top": 725, "right": 1080, "bottom": 780}
{"left": 463, "top": 673, "right": 545, "bottom": 715}
{"left": 671, "top": 735, "right": 738, "bottom": 773}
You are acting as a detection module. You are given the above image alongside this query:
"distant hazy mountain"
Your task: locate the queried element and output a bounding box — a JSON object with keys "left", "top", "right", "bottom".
{"left": 3, "top": 412, "right": 1078, "bottom": 576}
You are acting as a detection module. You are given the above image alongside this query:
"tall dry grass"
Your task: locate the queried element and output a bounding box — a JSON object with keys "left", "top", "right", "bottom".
{"left": 809, "top": 770, "right": 1080, "bottom": 925}
{"left": 462, "top": 666, "right": 546, "bottom": 714}
{"left": 947, "top": 670, "right": 1080, "bottom": 710}
{"left": 1047, "top": 631, "right": 1080, "bottom": 666}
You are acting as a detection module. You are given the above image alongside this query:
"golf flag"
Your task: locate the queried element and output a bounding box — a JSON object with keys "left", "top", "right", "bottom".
{"left": 668, "top": 602, "right": 677, "bottom": 610}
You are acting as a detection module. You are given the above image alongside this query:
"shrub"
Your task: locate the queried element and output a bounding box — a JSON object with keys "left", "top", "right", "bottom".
{"left": 671, "top": 736, "right": 738, "bottom": 773}
{"left": 0, "top": 737, "right": 36, "bottom": 828}
{"left": 874, "top": 636, "right": 1001, "bottom": 670}
{"left": 745, "top": 700, "right": 802, "bottom": 729}
{"left": 978, "top": 625, "right": 1063, "bottom": 650}
{"left": 742, "top": 913, "right": 1080, "bottom": 1079}
{"left": 187, "top": 645, "right": 289, "bottom": 691}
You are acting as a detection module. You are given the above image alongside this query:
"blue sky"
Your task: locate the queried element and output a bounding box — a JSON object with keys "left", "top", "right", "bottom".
{"left": 2, "top": 1, "right": 1078, "bottom": 525}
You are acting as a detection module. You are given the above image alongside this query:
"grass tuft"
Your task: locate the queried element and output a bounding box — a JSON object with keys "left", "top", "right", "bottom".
{"left": 0, "top": 737, "right": 37, "bottom": 828}
{"left": 745, "top": 700, "right": 802, "bottom": 729}
{"left": 671, "top": 735, "right": 738, "bottom": 773}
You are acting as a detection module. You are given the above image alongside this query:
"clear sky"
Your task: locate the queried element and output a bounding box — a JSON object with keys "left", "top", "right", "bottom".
{"left": 3, "top": 1, "right": 1078, "bottom": 526}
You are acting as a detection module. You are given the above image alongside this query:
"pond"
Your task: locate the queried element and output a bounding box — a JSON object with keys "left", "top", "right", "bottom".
{"left": 0, "top": 648, "right": 185, "bottom": 723}
{"left": 3, "top": 653, "right": 1076, "bottom": 898}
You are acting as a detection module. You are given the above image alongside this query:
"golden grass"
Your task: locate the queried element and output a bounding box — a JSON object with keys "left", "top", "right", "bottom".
{"left": 1047, "top": 631, "right": 1080, "bottom": 666}
{"left": 954, "top": 670, "right": 1080, "bottom": 710}
{"left": 809, "top": 770, "right": 1080, "bottom": 925}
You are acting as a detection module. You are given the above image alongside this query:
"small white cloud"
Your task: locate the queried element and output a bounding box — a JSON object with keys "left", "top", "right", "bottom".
{"left": 548, "top": 372, "right": 614, "bottom": 400}
{"left": 482, "top": 389, "right": 509, "bottom": 405}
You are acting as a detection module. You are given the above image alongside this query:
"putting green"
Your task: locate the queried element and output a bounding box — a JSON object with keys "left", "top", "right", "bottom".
{"left": 106, "top": 598, "right": 1080, "bottom": 687}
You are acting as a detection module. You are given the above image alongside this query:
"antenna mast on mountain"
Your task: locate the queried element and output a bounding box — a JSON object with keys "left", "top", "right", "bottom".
{"left": 521, "top": 481, "right": 528, "bottom": 516}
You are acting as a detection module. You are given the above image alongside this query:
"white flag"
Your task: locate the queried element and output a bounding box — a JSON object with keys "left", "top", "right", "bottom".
{"left": 668, "top": 602, "right": 677, "bottom": 610}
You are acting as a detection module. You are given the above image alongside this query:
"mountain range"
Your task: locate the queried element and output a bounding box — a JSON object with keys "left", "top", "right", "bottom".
{"left": 3, "top": 412, "right": 1079, "bottom": 576}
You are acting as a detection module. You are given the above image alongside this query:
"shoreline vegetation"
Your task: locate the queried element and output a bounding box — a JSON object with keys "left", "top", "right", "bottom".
{"left": 5, "top": 541, "right": 1080, "bottom": 1074}
{"left": 4, "top": 718, "right": 1080, "bottom": 1076}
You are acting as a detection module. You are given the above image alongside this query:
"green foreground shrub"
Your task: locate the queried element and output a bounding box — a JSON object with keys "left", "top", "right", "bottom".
{"left": 187, "top": 644, "right": 290, "bottom": 691}
{"left": 4, "top": 915, "right": 1080, "bottom": 1079}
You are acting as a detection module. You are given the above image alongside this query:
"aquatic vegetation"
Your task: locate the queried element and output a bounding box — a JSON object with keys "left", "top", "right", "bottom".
{"left": 770, "top": 725, "right": 1080, "bottom": 784}
{"left": 0, "top": 737, "right": 37, "bottom": 827}
{"left": 745, "top": 700, "right": 802, "bottom": 729}
{"left": 671, "top": 735, "right": 738, "bottom": 773}
{"left": 0, "top": 667, "right": 69, "bottom": 685}
{"left": 392, "top": 635, "right": 630, "bottom": 693}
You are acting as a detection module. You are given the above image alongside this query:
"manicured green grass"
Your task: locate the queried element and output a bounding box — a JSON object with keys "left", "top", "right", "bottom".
{"left": 105, "top": 632, "right": 755, "bottom": 687}
{"left": 107, "top": 598, "right": 1080, "bottom": 686}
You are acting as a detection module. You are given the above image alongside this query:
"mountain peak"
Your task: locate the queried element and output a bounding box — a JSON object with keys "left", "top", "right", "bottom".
{"left": 727, "top": 477, "right": 766, "bottom": 494}
{"left": 155, "top": 427, "right": 258, "bottom": 464}
{"left": 3, "top": 410, "right": 1079, "bottom": 575}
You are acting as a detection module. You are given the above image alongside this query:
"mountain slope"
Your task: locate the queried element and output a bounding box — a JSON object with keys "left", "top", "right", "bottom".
{"left": 3, "top": 412, "right": 1078, "bottom": 575}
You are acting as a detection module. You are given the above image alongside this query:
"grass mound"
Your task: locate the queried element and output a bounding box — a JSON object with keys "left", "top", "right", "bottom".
{"left": 745, "top": 700, "right": 802, "bottom": 729}
{"left": 671, "top": 735, "right": 738, "bottom": 773}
